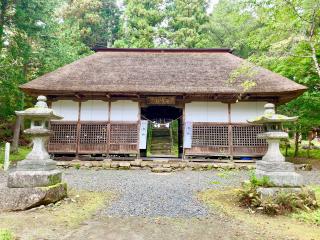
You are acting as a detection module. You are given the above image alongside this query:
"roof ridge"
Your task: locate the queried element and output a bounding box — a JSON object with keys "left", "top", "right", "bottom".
{"left": 92, "top": 48, "right": 233, "bottom": 53}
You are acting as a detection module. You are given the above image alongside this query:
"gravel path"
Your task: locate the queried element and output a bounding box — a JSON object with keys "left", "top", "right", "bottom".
{"left": 63, "top": 169, "right": 248, "bottom": 217}
{"left": 63, "top": 169, "right": 320, "bottom": 217}
{"left": 0, "top": 169, "right": 319, "bottom": 218}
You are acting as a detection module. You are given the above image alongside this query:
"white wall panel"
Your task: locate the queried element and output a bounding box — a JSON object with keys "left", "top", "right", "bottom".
{"left": 231, "top": 102, "right": 266, "bottom": 123}
{"left": 80, "top": 100, "right": 108, "bottom": 121}
{"left": 52, "top": 100, "right": 79, "bottom": 121}
{"left": 110, "top": 100, "right": 139, "bottom": 121}
{"left": 185, "top": 102, "right": 228, "bottom": 122}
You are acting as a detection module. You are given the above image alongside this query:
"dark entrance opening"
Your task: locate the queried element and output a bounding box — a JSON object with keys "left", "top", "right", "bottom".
{"left": 141, "top": 106, "right": 183, "bottom": 158}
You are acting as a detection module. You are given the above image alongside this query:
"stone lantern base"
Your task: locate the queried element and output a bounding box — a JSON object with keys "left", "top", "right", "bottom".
{"left": 7, "top": 169, "right": 62, "bottom": 188}
{"left": 256, "top": 160, "right": 304, "bottom": 187}
{"left": 0, "top": 182, "right": 67, "bottom": 211}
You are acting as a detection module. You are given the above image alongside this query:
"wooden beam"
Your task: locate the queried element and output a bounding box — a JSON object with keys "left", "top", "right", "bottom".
{"left": 228, "top": 103, "right": 233, "bottom": 161}
{"left": 76, "top": 101, "right": 81, "bottom": 157}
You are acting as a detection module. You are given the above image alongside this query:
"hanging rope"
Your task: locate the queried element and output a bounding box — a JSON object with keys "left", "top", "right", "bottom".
{"left": 140, "top": 114, "right": 183, "bottom": 128}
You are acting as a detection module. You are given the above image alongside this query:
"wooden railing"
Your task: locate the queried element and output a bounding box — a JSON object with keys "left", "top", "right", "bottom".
{"left": 185, "top": 123, "right": 267, "bottom": 157}
{"left": 48, "top": 121, "right": 139, "bottom": 155}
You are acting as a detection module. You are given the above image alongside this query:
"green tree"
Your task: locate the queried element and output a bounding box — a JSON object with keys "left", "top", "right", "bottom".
{"left": 0, "top": 0, "right": 90, "bottom": 120}
{"left": 163, "top": 0, "right": 211, "bottom": 48}
{"left": 114, "top": 0, "right": 164, "bottom": 48}
{"left": 62, "top": 0, "right": 121, "bottom": 48}
{"left": 208, "top": 0, "right": 260, "bottom": 57}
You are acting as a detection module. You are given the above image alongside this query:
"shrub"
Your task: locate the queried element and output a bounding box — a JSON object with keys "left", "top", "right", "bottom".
{"left": 237, "top": 174, "right": 318, "bottom": 216}
{"left": 249, "top": 173, "right": 274, "bottom": 188}
{"left": 0, "top": 229, "right": 14, "bottom": 240}
{"left": 74, "top": 163, "right": 81, "bottom": 170}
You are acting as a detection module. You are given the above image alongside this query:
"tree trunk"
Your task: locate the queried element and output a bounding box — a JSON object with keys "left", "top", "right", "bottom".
{"left": 310, "top": 42, "right": 320, "bottom": 79}
{"left": 294, "top": 132, "right": 300, "bottom": 157}
{"left": 0, "top": 0, "right": 9, "bottom": 52}
{"left": 11, "top": 115, "right": 21, "bottom": 153}
{"left": 307, "top": 139, "right": 311, "bottom": 158}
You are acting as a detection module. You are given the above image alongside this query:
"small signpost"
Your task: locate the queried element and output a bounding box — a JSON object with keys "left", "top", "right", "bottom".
{"left": 4, "top": 142, "right": 10, "bottom": 171}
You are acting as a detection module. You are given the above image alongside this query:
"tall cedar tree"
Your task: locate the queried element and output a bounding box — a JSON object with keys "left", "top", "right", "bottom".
{"left": 114, "top": 0, "right": 164, "bottom": 48}
{"left": 62, "top": 0, "right": 121, "bottom": 48}
{"left": 163, "top": 0, "right": 211, "bottom": 48}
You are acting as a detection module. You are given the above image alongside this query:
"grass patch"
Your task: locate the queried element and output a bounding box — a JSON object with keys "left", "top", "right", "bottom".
{"left": 216, "top": 169, "right": 237, "bottom": 179}
{"left": 0, "top": 146, "right": 31, "bottom": 165}
{"left": 281, "top": 146, "right": 320, "bottom": 159}
{"left": 0, "top": 229, "right": 14, "bottom": 240}
{"left": 210, "top": 180, "right": 221, "bottom": 185}
{"left": 291, "top": 186, "right": 320, "bottom": 225}
{"left": 199, "top": 187, "right": 320, "bottom": 240}
{"left": 42, "top": 189, "right": 114, "bottom": 227}
{"left": 0, "top": 189, "right": 114, "bottom": 239}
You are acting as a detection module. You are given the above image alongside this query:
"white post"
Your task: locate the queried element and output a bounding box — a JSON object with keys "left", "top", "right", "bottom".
{"left": 4, "top": 142, "right": 10, "bottom": 171}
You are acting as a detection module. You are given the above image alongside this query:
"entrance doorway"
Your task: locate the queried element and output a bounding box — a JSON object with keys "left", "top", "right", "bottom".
{"left": 141, "top": 106, "right": 183, "bottom": 158}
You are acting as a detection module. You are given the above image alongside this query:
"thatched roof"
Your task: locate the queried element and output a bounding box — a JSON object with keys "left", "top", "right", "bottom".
{"left": 21, "top": 48, "right": 306, "bottom": 102}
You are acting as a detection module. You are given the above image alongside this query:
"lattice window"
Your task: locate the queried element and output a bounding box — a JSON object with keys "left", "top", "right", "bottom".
{"left": 79, "top": 123, "right": 108, "bottom": 144}
{"left": 232, "top": 125, "right": 266, "bottom": 146}
{"left": 49, "top": 122, "right": 77, "bottom": 144}
{"left": 110, "top": 123, "right": 138, "bottom": 144}
{"left": 192, "top": 124, "right": 229, "bottom": 147}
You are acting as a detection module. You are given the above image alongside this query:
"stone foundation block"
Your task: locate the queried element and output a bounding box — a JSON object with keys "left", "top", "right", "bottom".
{"left": 151, "top": 167, "right": 172, "bottom": 173}
{"left": 256, "top": 170, "right": 304, "bottom": 187}
{"left": 256, "top": 161, "right": 295, "bottom": 172}
{"left": 119, "top": 162, "right": 130, "bottom": 170}
{"left": 130, "top": 159, "right": 142, "bottom": 167}
{"left": 0, "top": 182, "right": 67, "bottom": 211}
{"left": 8, "top": 170, "right": 62, "bottom": 188}
{"left": 257, "top": 187, "right": 303, "bottom": 199}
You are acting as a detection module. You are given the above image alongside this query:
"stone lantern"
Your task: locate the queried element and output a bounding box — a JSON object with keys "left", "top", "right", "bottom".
{"left": 248, "top": 103, "right": 303, "bottom": 195}
{"left": 0, "top": 96, "right": 67, "bottom": 211}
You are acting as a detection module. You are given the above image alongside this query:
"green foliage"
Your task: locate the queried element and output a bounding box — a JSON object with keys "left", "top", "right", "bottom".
{"left": 162, "top": 0, "right": 211, "bottom": 48}
{"left": 74, "top": 163, "right": 81, "bottom": 170}
{"left": 114, "top": 0, "right": 164, "bottom": 48}
{"left": 146, "top": 121, "right": 153, "bottom": 157}
{"left": 238, "top": 175, "right": 318, "bottom": 216}
{"left": 292, "top": 187, "right": 320, "bottom": 225}
{"left": 0, "top": 229, "right": 14, "bottom": 240}
{"left": 170, "top": 119, "right": 179, "bottom": 157}
{"left": 0, "top": 145, "right": 31, "bottom": 164}
{"left": 0, "top": 146, "right": 31, "bottom": 165}
{"left": 249, "top": 174, "right": 275, "bottom": 188}
{"left": 62, "top": 0, "right": 121, "bottom": 48}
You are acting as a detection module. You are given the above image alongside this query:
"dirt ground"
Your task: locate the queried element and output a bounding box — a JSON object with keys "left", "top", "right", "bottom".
{"left": 1, "top": 189, "right": 319, "bottom": 240}
{"left": 1, "top": 169, "right": 320, "bottom": 240}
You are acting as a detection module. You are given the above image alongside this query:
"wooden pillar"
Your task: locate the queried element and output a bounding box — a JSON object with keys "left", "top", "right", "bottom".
{"left": 228, "top": 103, "right": 234, "bottom": 161}
{"left": 107, "top": 101, "right": 111, "bottom": 158}
{"left": 137, "top": 101, "right": 141, "bottom": 159}
{"left": 182, "top": 102, "right": 186, "bottom": 160}
{"left": 76, "top": 101, "right": 81, "bottom": 158}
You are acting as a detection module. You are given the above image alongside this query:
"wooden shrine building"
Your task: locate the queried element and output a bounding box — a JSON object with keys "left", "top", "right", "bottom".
{"left": 20, "top": 48, "right": 306, "bottom": 159}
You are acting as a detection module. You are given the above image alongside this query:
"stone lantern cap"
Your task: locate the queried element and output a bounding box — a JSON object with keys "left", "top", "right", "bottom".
{"left": 247, "top": 103, "right": 298, "bottom": 124}
{"left": 15, "top": 96, "right": 62, "bottom": 120}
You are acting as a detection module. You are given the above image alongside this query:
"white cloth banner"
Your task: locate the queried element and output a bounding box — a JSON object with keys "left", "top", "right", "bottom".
{"left": 183, "top": 122, "right": 193, "bottom": 148}
{"left": 139, "top": 120, "right": 148, "bottom": 149}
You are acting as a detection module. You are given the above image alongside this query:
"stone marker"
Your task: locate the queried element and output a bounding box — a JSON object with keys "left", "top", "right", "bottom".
{"left": 4, "top": 142, "right": 10, "bottom": 171}
{"left": 248, "top": 103, "right": 304, "bottom": 196}
{"left": 0, "top": 96, "right": 67, "bottom": 211}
